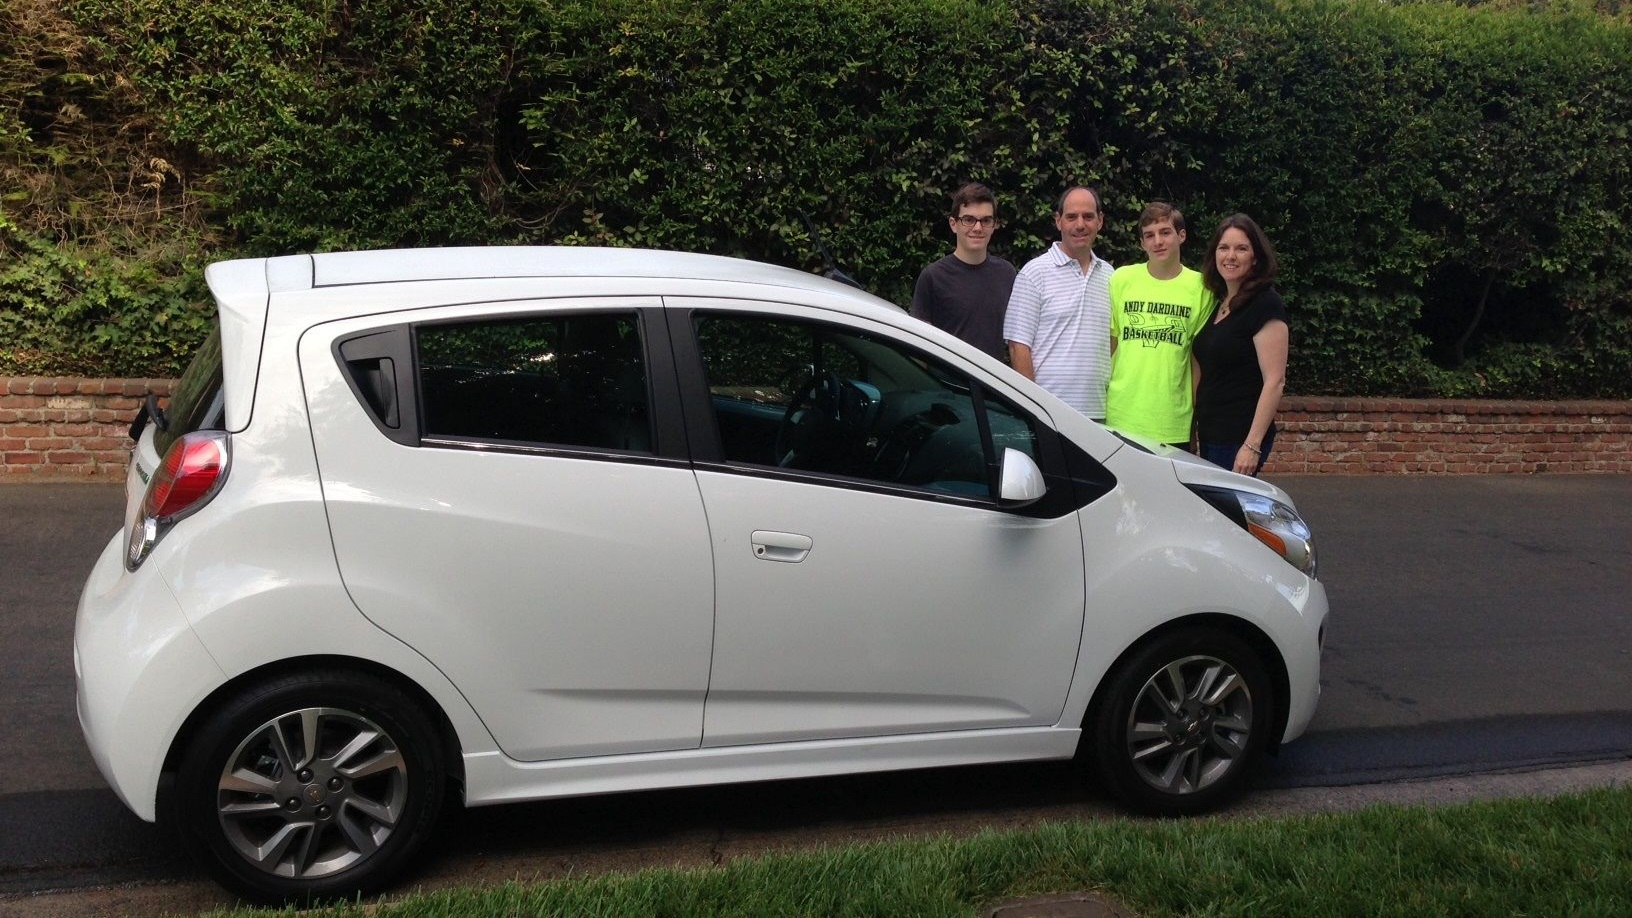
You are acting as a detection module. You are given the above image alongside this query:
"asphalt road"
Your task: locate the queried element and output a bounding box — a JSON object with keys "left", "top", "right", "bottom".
{"left": 2, "top": 475, "right": 1629, "bottom": 913}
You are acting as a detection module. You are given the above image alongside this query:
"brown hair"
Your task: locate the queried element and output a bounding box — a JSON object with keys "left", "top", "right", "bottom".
{"left": 948, "top": 182, "right": 997, "bottom": 218}
{"left": 1202, "top": 213, "right": 1279, "bottom": 307}
{"left": 1139, "top": 201, "right": 1185, "bottom": 234}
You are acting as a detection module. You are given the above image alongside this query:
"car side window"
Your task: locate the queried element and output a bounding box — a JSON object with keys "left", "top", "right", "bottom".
{"left": 695, "top": 314, "right": 1037, "bottom": 497}
{"left": 417, "top": 313, "right": 651, "bottom": 453}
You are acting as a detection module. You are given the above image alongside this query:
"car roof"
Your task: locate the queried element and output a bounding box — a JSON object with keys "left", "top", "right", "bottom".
{"left": 213, "top": 246, "right": 870, "bottom": 300}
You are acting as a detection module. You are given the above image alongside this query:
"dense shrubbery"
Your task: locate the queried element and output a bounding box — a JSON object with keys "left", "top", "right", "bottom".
{"left": 0, "top": 0, "right": 218, "bottom": 375}
{"left": 3, "top": 0, "right": 1629, "bottom": 395}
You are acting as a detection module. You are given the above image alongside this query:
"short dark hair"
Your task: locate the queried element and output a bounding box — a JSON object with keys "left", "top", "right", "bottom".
{"left": 949, "top": 182, "right": 997, "bottom": 218}
{"left": 1139, "top": 201, "right": 1185, "bottom": 235}
{"left": 1202, "top": 213, "right": 1280, "bottom": 306}
{"left": 1055, "top": 185, "right": 1102, "bottom": 216}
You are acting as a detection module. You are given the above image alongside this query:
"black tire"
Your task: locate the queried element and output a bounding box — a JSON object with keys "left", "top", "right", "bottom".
{"left": 1087, "top": 628, "right": 1273, "bottom": 816}
{"left": 171, "top": 670, "right": 446, "bottom": 905}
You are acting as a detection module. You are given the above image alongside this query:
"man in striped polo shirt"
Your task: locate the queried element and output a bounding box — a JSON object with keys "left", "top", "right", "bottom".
{"left": 1002, "top": 186, "right": 1114, "bottom": 421}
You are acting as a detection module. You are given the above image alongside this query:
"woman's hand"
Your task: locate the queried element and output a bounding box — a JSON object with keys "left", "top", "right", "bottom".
{"left": 1233, "top": 443, "right": 1259, "bottom": 475}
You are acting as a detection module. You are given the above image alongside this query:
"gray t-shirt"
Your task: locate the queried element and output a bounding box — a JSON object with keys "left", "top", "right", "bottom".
{"left": 910, "top": 254, "right": 1017, "bottom": 361}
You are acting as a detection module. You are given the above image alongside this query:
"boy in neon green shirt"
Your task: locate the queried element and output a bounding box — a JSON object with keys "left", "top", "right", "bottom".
{"left": 1107, "top": 203, "right": 1213, "bottom": 447}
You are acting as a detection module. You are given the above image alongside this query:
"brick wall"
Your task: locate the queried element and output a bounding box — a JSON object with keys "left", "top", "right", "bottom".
{"left": 2, "top": 378, "right": 1629, "bottom": 478}
{"left": 1262, "top": 397, "right": 1632, "bottom": 475}
{"left": 2, "top": 378, "right": 174, "bottom": 479}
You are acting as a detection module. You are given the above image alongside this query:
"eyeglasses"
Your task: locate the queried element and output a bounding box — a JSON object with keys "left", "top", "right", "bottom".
{"left": 954, "top": 215, "right": 1002, "bottom": 228}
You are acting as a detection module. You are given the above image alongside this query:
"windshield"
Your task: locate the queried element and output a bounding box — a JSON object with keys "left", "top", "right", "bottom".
{"left": 154, "top": 324, "right": 225, "bottom": 456}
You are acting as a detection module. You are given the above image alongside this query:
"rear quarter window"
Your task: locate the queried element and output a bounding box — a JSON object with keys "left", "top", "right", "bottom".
{"left": 155, "top": 325, "right": 225, "bottom": 456}
{"left": 416, "top": 313, "right": 652, "bottom": 453}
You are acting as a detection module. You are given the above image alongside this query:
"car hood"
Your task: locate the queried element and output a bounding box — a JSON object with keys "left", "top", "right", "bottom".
{"left": 1104, "top": 427, "right": 1298, "bottom": 507}
{"left": 1165, "top": 446, "right": 1297, "bottom": 505}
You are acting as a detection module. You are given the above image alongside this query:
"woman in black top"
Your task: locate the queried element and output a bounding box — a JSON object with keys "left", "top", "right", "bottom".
{"left": 1192, "top": 214, "right": 1289, "bottom": 476}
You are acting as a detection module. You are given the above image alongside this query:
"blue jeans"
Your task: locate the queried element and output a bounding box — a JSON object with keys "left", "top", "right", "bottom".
{"left": 1200, "top": 425, "right": 1277, "bottom": 476}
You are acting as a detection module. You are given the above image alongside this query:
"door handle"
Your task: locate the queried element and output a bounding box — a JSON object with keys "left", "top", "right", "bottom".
{"left": 751, "top": 530, "right": 813, "bottom": 563}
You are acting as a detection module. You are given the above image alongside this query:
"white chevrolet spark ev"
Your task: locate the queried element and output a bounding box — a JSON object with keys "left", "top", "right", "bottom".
{"left": 75, "top": 247, "right": 1325, "bottom": 903}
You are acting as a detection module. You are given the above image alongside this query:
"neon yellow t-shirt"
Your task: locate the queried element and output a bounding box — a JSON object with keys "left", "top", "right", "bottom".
{"left": 1106, "top": 265, "right": 1212, "bottom": 443}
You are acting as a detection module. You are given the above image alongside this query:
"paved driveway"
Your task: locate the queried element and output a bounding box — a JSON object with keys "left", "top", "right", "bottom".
{"left": 1, "top": 474, "right": 1628, "bottom": 912}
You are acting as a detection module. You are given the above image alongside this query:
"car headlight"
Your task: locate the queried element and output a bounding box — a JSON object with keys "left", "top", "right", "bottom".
{"left": 1187, "top": 486, "right": 1318, "bottom": 578}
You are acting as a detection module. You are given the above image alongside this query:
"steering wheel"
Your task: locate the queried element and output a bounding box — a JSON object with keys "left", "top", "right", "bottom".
{"left": 871, "top": 402, "right": 961, "bottom": 483}
{"left": 775, "top": 371, "right": 842, "bottom": 467}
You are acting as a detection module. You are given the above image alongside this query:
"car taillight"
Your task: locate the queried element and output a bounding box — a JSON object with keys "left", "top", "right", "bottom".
{"left": 126, "top": 431, "right": 231, "bottom": 570}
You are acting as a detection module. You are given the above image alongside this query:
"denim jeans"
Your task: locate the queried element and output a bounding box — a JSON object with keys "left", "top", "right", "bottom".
{"left": 1200, "top": 425, "right": 1277, "bottom": 476}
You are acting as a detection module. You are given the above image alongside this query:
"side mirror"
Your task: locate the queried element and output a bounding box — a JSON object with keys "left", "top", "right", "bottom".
{"left": 997, "top": 448, "right": 1046, "bottom": 506}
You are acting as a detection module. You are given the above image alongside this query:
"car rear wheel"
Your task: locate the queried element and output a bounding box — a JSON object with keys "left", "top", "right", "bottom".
{"left": 172, "top": 670, "right": 445, "bottom": 904}
{"left": 1088, "top": 628, "right": 1272, "bottom": 816}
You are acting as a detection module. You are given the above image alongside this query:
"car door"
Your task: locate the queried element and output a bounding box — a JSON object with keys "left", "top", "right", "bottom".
{"left": 671, "top": 302, "right": 1090, "bottom": 747}
{"left": 300, "top": 299, "right": 716, "bottom": 761}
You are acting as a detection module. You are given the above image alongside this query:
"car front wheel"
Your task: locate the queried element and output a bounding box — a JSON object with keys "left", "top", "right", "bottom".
{"left": 172, "top": 670, "right": 445, "bottom": 904}
{"left": 1088, "top": 628, "right": 1273, "bottom": 816}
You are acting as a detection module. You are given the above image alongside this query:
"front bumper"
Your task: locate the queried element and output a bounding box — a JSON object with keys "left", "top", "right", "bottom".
{"left": 1279, "top": 577, "right": 1328, "bottom": 745}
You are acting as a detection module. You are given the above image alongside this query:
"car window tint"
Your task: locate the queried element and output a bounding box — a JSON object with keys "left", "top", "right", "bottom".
{"left": 983, "top": 391, "right": 1040, "bottom": 464}
{"left": 155, "top": 324, "right": 225, "bottom": 456}
{"left": 696, "top": 314, "right": 1036, "bottom": 496}
{"left": 417, "top": 314, "right": 651, "bottom": 452}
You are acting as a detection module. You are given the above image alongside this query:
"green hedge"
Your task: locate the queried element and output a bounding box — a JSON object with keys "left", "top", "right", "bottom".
{"left": 3, "top": 0, "right": 1629, "bottom": 396}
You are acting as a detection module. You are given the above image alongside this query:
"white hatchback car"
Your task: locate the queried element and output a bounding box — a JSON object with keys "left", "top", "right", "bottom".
{"left": 76, "top": 247, "right": 1325, "bottom": 903}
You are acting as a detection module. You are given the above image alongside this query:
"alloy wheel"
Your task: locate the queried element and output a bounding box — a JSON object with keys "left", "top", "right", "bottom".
{"left": 1124, "top": 654, "right": 1254, "bottom": 795}
{"left": 214, "top": 706, "right": 409, "bottom": 880}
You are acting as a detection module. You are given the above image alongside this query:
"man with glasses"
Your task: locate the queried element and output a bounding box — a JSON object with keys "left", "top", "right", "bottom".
{"left": 911, "top": 182, "right": 1017, "bottom": 361}
{"left": 1003, "top": 185, "right": 1114, "bottom": 421}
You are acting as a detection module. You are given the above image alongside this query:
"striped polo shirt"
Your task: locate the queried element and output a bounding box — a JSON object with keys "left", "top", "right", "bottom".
{"left": 1003, "top": 242, "right": 1114, "bottom": 418}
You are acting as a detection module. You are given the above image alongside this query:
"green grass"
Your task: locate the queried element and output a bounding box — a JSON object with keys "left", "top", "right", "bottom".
{"left": 207, "top": 787, "right": 1632, "bottom": 917}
